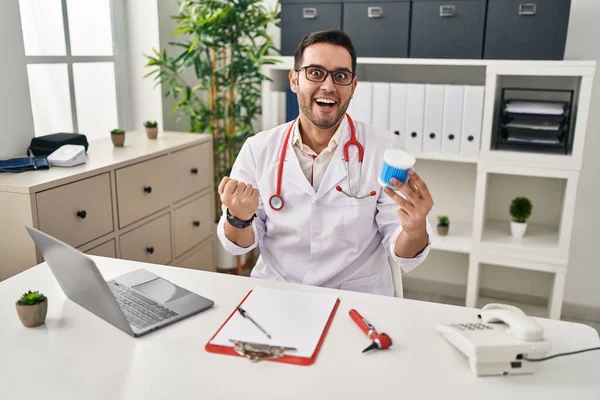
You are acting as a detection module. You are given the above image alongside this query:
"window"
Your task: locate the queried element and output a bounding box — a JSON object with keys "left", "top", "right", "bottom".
{"left": 18, "top": 0, "right": 128, "bottom": 141}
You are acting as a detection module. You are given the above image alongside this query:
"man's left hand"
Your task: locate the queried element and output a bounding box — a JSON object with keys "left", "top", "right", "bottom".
{"left": 383, "top": 170, "right": 434, "bottom": 235}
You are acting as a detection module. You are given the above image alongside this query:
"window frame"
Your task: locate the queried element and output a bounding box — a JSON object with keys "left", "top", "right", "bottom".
{"left": 22, "top": 0, "right": 131, "bottom": 135}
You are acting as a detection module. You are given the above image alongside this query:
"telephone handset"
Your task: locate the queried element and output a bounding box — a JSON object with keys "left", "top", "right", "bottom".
{"left": 436, "top": 303, "right": 551, "bottom": 376}
{"left": 479, "top": 303, "right": 544, "bottom": 341}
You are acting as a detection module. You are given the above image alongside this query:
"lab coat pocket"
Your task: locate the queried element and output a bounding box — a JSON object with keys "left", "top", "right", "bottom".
{"left": 341, "top": 273, "right": 380, "bottom": 294}
{"left": 341, "top": 197, "right": 376, "bottom": 244}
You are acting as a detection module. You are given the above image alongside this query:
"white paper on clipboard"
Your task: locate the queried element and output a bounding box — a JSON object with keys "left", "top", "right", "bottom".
{"left": 208, "top": 286, "right": 339, "bottom": 359}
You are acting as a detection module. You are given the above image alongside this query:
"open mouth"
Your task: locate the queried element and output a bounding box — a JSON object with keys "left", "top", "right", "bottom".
{"left": 314, "top": 97, "right": 337, "bottom": 109}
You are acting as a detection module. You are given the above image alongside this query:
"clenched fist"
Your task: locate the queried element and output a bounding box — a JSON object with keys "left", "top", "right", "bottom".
{"left": 218, "top": 177, "right": 259, "bottom": 221}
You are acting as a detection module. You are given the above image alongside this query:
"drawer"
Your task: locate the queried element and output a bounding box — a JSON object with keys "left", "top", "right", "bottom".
{"left": 343, "top": 1, "right": 410, "bottom": 58}
{"left": 36, "top": 173, "right": 113, "bottom": 248}
{"left": 484, "top": 0, "right": 571, "bottom": 60}
{"left": 115, "top": 155, "right": 171, "bottom": 228}
{"left": 120, "top": 213, "right": 172, "bottom": 265}
{"left": 410, "top": 0, "right": 486, "bottom": 59}
{"left": 85, "top": 239, "right": 116, "bottom": 258}
{"left": 175, "top": 240, "right": 216, "bottom": 272}
{"left": 280, "top": 1, "right": 343, "bottom": 56}
{"left": 173, "top": 193, "right": 214, "bottom": 257}
{"left": 170, "top": 142, "right": 212, "bottom": 202}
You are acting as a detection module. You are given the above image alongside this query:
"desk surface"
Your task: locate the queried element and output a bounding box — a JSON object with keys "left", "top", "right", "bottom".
{"left": 1, "top": 257, "right": 599, "bottom": 400}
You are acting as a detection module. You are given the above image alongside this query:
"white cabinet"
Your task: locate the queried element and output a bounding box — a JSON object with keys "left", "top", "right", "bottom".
{"left": 0, "top": 131, "right": 216, "bottom": 280}
{"left": 261, "top": 57, "right": 596, "bottom": 319}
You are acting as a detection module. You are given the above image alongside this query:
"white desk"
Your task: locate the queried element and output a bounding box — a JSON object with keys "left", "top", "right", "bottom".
{"left": 1, "top": 257, "right": 599, "bottom": 400}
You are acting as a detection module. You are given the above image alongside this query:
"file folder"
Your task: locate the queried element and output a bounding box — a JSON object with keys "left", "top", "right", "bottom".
{"left": 423, "top": 84, "right": 444, "bottom": 154}
{"left": 405, "top": 83, "right": 425, "bottom": 155}
{"left": 206, "top": 286, "right": 340, "bottom": 366}
{"left": 349, "top": 81, "right": 373, "bottom": 125}
{"left": 371, "top": 82, "right": 390, "bottom": 131}
{"left": 388, "top": 83, "right": 408, "bottom": 140}
{"left": 461, "top": 85, "right": 485, "bottom": 159}
{"left": 442, "top": 85, "right": 464, "bottom": 156}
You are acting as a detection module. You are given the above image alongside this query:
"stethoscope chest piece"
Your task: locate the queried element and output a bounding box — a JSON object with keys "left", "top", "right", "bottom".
{"left": 269, "top": 195, "right": 284, "bottom": 211}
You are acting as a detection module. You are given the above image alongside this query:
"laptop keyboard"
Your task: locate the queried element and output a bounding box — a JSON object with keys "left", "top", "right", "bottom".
{"left": 108, "top": 281, "right": 178, "bottom": 329}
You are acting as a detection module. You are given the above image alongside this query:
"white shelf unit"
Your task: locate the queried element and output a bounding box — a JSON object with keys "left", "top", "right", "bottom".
{"left": 260, "top": 56, "right": 596, "bottom": 319}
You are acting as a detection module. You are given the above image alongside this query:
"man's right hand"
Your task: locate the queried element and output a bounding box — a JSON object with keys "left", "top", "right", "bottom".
{"left": 218, "top": 177, "right": 259, "bottom": 222}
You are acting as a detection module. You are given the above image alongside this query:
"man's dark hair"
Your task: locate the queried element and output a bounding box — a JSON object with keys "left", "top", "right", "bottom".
{"left": 293, "top": 29, "right": 357, "bottom": 73}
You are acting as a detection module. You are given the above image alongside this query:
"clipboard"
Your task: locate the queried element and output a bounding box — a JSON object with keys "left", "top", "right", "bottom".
{"left": 205, "top": 287, "right": 340, "bottom": 366}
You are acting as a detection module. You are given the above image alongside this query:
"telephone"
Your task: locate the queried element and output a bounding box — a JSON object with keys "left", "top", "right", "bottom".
{"left": 436, "top": 303, "right": 551, "bottom": 376}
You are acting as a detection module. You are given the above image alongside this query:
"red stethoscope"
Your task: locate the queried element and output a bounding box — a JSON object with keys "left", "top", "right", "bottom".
{"left": 269, "top": 113, "right": 377, "bottom": 211}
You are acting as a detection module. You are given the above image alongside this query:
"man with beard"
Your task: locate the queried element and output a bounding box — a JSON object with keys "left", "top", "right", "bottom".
{"left": 216, "top": 30, "right": 434, "bottom": 296}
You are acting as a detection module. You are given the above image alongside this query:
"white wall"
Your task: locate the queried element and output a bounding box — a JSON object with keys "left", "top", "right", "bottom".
{"left": 124, "top": 0, "right": 163, "bottom": 130}
{"left": 562, "top": 0, "right": 600, "bottom": 308}
{"left": 0, "top": 1, "right": 34, "bottom": 158}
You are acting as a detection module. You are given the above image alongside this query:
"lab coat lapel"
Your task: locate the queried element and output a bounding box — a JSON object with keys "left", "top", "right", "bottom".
{"left": 281, "top": 135, "right": 316, "bottom": 196}
{"left": 315, "top": 120, "right": 358, "bottom": 202}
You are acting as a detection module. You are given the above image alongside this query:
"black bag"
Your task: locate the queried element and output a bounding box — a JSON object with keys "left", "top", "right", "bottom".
{"left": 0, "top": 156, "right": 50, "bottom": 173}
{"left": 27, "top": 133, "right": 89, "bottom": 157}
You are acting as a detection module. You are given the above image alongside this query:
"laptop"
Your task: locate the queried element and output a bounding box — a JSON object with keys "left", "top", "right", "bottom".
{"left": 25, "top": 226, "right": 214, "bottom": 337}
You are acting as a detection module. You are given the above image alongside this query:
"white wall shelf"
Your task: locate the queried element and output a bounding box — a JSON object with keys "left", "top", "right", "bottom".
{"left": 261, "top": 56, "right": 596, "bottom": 320}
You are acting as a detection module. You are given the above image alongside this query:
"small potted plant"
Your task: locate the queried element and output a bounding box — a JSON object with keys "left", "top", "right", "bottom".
{"left": 437, "top": 215, "right": 450, "bottom": 236}
{"left": 143, "top": 120, "right": 158, "bottom": 139}
{"left": 16, "top": 290, "right": 48, "bottom": 327}
{"left": 111, "top": 128, "right": 125, "bottom": 147}
{"left": 510, "top": 196, "right": 533, "bottom": 239}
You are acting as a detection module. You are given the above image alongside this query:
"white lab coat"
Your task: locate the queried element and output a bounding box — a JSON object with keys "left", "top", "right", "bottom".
{"left": 217, "top": 116, "right": 432, "bottom": 296}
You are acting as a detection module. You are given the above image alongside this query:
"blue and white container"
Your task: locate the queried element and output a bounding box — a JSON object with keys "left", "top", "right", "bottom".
{"left": 377, "top": 149, "right": 416, "bottom": 188}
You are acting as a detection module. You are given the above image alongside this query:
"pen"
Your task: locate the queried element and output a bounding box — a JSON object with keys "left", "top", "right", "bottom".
{"left": 237, "top": 306, "right": 272, "bottom": 339}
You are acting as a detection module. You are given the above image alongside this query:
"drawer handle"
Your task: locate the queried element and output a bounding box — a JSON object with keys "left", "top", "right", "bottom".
{"left": 302, "top": 7, "right": 317, "bottom": 19}
{"left": 76, "top": 210, "right": 87, "bottom": 219}
{"left": 440, "top": 5, "right": 456, "bottom": 17}
{"left": 193, "top": 220, "right": 201, "bottom": 227}
{"left": 190, "top": 167, "right": 198, "bottom": 175}
{"left": 368, "top": 7, "right": 383, "bottom": 19}
{"left": 143, "top": 186, "right": 152, "bottom": 194}
{"left": 468, "top": 135, "right": 474, "bottom": 142}
{"left": 430, "top": 133, "right": 436, "bottom": 139}
{"left": 519, "top": 3, "right": 536, "bottom": 16}
{"left": 449, "top": 134, "right": 455, "bottom": 140}
{"left": 394, "top": 130, "right": 400, "bottom": 137}
{"left": 146, "top": 246, "right": 155, "bottom": 254}
{"left": 411, "top": 132, "right": 418, "bottom": 138}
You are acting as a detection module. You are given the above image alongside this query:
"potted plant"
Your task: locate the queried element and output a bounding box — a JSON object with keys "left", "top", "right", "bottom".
{"left": 110, "top": 128, "right": 125, "bottom": 147}
{"left": 144, "top": 0, "right": 280, "bottom": 274}
{"left": 437, "top": 215, "right": 450, "bottom": 236}
{"left": 15, "top": 290, "right": 48, "bottom": 327}
{"left": 144, "top": 120, "right": 158, "bottom": 139}
{"left": 510, "top": 197, "right": 533, "bottom": 239}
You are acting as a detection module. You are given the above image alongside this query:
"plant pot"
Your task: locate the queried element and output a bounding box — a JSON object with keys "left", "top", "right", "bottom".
{"left": 15, "top": 298, "right": 48, "bottom": 327}
{"left": 437, "top": 225, "right": 449, "bottom": 236}
{"left": 511, "top": 221, "right": 527, "bottom": 239}
{"left": 111, "top": 133, "right": 125, "bottom": 147}
{"left": 145, "top": 127, "right": 158, "bottom": 139}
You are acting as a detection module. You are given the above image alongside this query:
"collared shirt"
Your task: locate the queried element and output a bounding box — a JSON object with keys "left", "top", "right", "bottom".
{"left": 292, "top": 120, "right": 344, "bottom": 191}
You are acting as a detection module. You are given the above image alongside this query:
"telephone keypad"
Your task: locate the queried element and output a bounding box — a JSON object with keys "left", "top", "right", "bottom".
{"left": 452, "top": 323, "right": 493, "bottom": 331}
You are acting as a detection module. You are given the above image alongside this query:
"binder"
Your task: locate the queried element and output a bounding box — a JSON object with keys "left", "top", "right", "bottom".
{"left": 388, "top": 83, "right": 407, "bottom": 140}
{"left": 405, "top": 83, "right": 425, "bottom": 155}
{"left": 205, "top": 286, "right": 340, "bottom": 366}
{"left": 461, "top": 85, "right": 485, "bottom": 159}
{"left": 423, "top": 84, "right": 444, "bottom": 154}
{"left": 350, "top": 81, "right": 373, "bottom": 125}
{"left": 441, "top": 85, "right": 464, "bottom": 156}
{"left": 371, "top": 82, "right": 390, "bottom": 131}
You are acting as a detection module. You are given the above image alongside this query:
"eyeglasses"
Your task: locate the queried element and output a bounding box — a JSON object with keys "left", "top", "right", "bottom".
{"left": 296, "top": 66, "right": 355, "bottom": 86}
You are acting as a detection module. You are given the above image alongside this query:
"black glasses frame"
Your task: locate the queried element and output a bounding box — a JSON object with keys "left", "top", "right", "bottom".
{"left": 295, "top": 66, "right": 355, "bottom": 86}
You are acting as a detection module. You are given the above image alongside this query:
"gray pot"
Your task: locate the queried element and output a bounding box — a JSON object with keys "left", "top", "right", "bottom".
{"left": 437, "top": 225, "right": 449, "bottom": 236}
{"left": 145, "top": 127, "right": 158, "bottom": 139}
{"left": 16, "top": 298, "right": 48, "bottom": 327}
